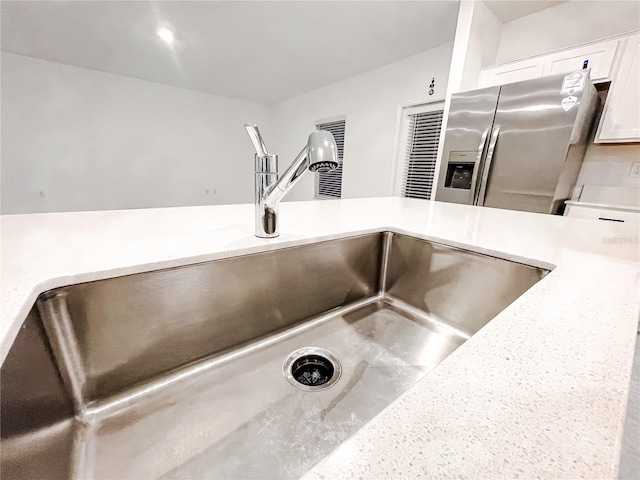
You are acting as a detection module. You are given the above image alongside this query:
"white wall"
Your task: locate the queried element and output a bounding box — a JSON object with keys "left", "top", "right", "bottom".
{"left": 496, "top": 0, "right": 640, "bottom": 64}
{"left": 269, "top": 42, "right": 454, "bottom": 201}
{"left": 1, "top": 53, "right": 272, "bottom": 214}
{"left": 2, "top": 43, "right": 454, "bottom": 212}
{"left": 458, "top": 1, "right": 502, "bottom": 93}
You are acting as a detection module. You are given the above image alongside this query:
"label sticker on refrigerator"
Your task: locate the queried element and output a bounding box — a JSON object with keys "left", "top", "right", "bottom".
{"left": 561, "top": 72, "right": 585, "bottom": 94}
{"left": 561, "top": 95, "right": 578, "bottom": 111}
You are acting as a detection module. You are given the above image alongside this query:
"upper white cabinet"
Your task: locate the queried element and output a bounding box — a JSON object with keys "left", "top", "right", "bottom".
{"left": 595, "top": 34, "right": 640, "bottom": 143}
{"left": 479, "top": 37, "right": 622, "bottom": 88}
{"left": 542, "top": 38, "right": 623, "bottom": 81}
{"left": 478, "top": 58, "right": 545, "bottom": 88}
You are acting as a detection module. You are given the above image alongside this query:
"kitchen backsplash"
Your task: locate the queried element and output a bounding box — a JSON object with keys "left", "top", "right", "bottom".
{"left": 576, "top": 142, "right": 640, "bottom": 205}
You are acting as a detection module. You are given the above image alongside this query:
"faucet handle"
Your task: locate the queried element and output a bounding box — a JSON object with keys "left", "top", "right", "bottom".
{"left": 244, "top": 124, "right": 270, "bottom": 157}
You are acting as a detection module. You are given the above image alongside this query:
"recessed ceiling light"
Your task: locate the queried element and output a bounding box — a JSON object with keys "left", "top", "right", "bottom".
{"left": 156, "top": 27, "right": 175, "bottom": 45}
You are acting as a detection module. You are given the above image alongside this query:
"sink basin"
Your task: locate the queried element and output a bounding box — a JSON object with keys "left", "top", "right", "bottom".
{"left": 1, "top": 232, "right": 548, "bottom": 479}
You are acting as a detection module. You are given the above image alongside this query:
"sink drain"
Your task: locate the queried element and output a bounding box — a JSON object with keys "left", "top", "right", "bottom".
{"left": 283, "top": 347, "right": 341, "bottom": 391}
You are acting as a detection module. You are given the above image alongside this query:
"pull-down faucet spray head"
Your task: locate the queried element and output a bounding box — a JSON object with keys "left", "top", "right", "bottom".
{"left": 245, "top": 124, "right": 339, "bottom": 238}
{"left": 307, "top": 130, "right": 339, "bottom": 173}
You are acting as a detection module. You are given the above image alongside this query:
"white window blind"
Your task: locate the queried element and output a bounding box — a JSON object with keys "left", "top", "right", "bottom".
{"left": 315, "top": 119, "right": 345, "bottom": 199}
{"left": 403, "top": 109, "right": 444, "bottom": 200}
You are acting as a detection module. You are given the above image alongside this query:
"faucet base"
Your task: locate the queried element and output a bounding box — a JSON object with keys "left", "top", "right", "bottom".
{"left": 255, "top": 172, "right": 279, "bottom": 238}
{"left": 257, "top": 206, "right": 278, "bottom": 238}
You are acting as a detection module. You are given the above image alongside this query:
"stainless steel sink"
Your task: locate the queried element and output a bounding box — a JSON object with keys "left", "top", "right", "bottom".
{"left": 1, "top": 232, "right": 549, "bottom": 479}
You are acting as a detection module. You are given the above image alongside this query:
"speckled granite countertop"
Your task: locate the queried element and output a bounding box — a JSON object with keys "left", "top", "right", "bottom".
{"left": 1, "top": 197, "right": 638, "bottom": 479}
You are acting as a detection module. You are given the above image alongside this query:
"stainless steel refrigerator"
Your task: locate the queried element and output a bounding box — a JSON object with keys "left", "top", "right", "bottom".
{"left": 435, "top": 70, "right": 599, "bottom": 214}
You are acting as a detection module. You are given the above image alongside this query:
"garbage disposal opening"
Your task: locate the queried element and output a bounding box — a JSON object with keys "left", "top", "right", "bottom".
{"left": 283, "top": 347, "right": 342, "bottom": 391}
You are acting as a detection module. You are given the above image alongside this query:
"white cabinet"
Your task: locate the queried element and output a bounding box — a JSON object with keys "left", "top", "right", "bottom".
{"left": 595, "top": 34, "right": 640, "bottom": 143}
{"left": 478, "top": 36, "right": 624, "bottom": 88}
{"left": 478, "top": 58, "right": 545, "bottom": 88}
{"left": 543, "top": 38, "right": 623, "bottom": 82}
{"left": 565, "top": 203, "right": 640, "bottom": 225}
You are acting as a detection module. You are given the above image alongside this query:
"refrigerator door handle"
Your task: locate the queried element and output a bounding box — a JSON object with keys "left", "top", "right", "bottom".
{"left": 477, "top": 127, "right": 500, "bottom": 206}
{"left": 471, "top": 128, "right": 490, "bottom": 205}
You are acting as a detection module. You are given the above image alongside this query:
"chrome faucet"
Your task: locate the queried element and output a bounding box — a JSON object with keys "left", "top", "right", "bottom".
{"left": 244, "top": 124, "right": 339, "bottom": 238}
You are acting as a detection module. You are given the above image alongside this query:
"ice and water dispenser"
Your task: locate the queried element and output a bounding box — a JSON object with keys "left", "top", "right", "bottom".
{"left": 443, "top": 152, "right": 476, "bottom": 190}
{"left": 436, "top": 150, "right": 481, "bottom": 205}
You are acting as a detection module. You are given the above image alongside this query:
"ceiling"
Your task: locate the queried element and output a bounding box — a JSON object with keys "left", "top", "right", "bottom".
{"left": 484, "top": 0, "right": 566, "bottom": 23}
{"left": 1, "top": 1, "right": 571, "bottom": 104}
{"left": 1, "top": 1, "right": 461, "bottom": 104}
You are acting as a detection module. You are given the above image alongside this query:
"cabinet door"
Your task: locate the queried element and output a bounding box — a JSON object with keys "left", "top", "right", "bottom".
{"left": 565, "top": 205, "right": 640, "bottom": 224}
{"left": 543, "top": 38, "right": 623, "bottom": 82}
{"left": 478, "top": 58, "right": 545, "bottom": 88}
{"left": 596, "top": 34, "right": 640, "bottom": 143}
